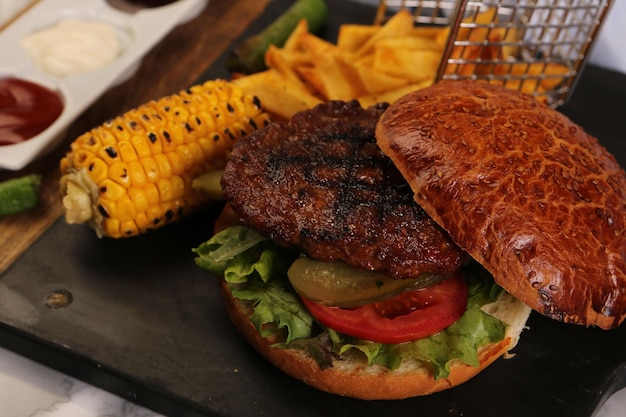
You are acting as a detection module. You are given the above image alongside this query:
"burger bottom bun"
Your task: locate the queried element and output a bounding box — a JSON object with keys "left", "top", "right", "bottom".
{"left": 218, "top": 278, "right": 531, "bottom": 400}
{"left": 214, "top": 204, "right": 531, "bottom": 399}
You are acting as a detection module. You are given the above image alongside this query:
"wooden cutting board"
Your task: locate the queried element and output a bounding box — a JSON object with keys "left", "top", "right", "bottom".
{"left": 0, "top": 0, "right": 271, "bottom": 274}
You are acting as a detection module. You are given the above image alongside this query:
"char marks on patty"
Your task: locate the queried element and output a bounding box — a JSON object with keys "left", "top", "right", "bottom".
{"left": 222, "top": 100, "right": 468, "bottom": 279}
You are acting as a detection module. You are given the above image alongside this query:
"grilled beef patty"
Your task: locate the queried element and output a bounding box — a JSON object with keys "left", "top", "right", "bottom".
{"left": 221, "top": 100, "right": 468, "bottom": 279}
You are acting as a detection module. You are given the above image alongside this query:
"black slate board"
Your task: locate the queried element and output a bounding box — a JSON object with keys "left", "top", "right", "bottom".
{"left": 1, "top": 1, "right": 626, "bottom": 416}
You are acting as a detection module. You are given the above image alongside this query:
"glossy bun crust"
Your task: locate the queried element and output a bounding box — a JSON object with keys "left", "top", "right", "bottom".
{"left": 376, "top": 80, "right": 626, "bottom": 329}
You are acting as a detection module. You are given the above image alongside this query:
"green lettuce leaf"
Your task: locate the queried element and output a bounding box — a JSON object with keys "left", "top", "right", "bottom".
{"left": 384, "top": 305, "right": 506, "bottom": 378}
{"left": 194, "top": 225, "right": 509, "bottom": 380}
{"left": 193, "top": 225, "right": 287, "bottom": 284}
{"left": 235, "top": 280, "right": 314, "bottom": 343}
{"left": 194, "top": 226, "right": 310, "bottom": 343}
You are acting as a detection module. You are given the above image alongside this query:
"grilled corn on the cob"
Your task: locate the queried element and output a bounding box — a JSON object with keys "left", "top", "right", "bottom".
{"left": 60, "top": 79, "right": 270, "bottom": 238}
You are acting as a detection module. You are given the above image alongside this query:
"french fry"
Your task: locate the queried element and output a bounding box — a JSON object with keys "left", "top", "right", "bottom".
{"left": 283, "top": 18, "right": 310, "bottom": 51}
{"left": 356, "top": 62, "right": 410, "bottom": 95}
{"left": 338, "top": 24, "right": 380, "bottom": 52}
{"left": 315, "top": 52, "right": 365, "bottom": 100}
{"left": 373, "top": 35, "right": 441, "bottom": 52}
{"left": 232, "top": 7, "right": 568, "bottom": 120}
{"left": 520, "top": 62, "right": 570, "bottom": 90}
{"left": 441, "top": 9, "right": 506, "bottom": 76}
{"left": 233, "top": 69, "right": 321, "bottom": 120}
{"left": 490, "top": 77, "right": 542, "bottom": 96}
{"left": 354, "top": 53, "right": 375, "bottom": 68}
{"left": 539, "top": 64, "right": 570, "bottom": 90}
{"left": 373, "top": 48, "right": 441, "bottom": 83}
{"left": 501, "top": 27, "right": 521, "bottom": 59}
{"left": 354, "top": 9, "right": 414, "bottom": 58}
{"left": 299, "top": 31, "right": 339, "bottom": 56}
{"left": 265, "top": 45, "right": 312, "bottom": 83}
{"left": 411, "top": 25, "right": 446, "bottom": 40}
{"left": 457, "top": 7, "right": 498, "bottom": 40}
{"left": 313, "top": 50, "right": 411, "bottom": 100}
{"left": 435, "top": 26, "right": 450, "bottom": 49}
{"left": 357, "top": 80, "right": 433, "bottom": 108}
{"left": 490, "top": 61, "right": 570, "bottom": 95}
{"left": 296, "top": 65, "right": 327, "bottom": 98}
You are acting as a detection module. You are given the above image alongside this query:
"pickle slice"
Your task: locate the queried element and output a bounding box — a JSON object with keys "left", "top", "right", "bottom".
{"left": 287, "top": 257, "right": 446, "bottom": 308}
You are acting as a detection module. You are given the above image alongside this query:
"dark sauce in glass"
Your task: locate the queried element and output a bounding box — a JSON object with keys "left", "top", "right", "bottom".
{"left": 0, "top": 77, "right": 64, "bottom": 146}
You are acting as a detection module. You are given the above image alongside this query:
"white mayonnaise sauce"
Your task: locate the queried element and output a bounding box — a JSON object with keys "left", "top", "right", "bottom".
{"left": 21, "top": 18, "right": 122, "bottom": 77}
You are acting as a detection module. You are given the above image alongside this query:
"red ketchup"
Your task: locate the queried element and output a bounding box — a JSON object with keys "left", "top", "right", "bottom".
{"left": 0, "top": 77, "right": 64, "bottom": 146}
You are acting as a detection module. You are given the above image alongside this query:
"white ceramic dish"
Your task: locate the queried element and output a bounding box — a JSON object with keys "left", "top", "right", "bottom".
{"left": 0, "top": 0, "right": 209, "bottom": 171}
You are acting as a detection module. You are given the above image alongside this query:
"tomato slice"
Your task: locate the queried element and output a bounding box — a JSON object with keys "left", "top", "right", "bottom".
{"left": 299, "top": 272, "right": 468, "bottom": 344}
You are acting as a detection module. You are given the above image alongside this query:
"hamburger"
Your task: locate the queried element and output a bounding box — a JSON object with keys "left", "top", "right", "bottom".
{"left": 193, "top": 80, "right": 626, "bottom": 400}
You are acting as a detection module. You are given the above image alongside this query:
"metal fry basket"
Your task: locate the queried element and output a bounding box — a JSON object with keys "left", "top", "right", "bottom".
{"left": 375, "top": 0, "right": 614, "bottom": 107}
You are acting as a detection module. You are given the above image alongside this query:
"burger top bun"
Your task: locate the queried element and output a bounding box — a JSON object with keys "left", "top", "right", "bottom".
{"left": 376, "top": 80, "right": 626, "bottom": 330}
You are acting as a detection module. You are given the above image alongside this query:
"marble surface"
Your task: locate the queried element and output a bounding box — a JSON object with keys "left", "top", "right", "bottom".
{"left": 1, "top": 1, "right": 624, "bottom": 416}
{"left": 0, "top": 346, "right": 163, "bottom": 417}
{"left": 0, "top": 342, "right": 624, "bottom": 417}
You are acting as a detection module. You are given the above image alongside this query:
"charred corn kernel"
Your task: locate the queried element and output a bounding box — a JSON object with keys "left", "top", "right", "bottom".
{"left": 135, "top": 212, "right": 151, "bottom": 230}
{"left": 154, "top": 153, "right": 172, "bottom": 179}
{"left": 99, "top": 179, "right": 125, "bottom": 201}
{"left": 146, "top": 205, "right": 163, "bottom": 225}
{"left": 145, "top": 183, "right": 160, "bottom": 206}
{"left": 109, "top": 162, "right": 130, "bottom": 186}
{"left": 166, "top": 152, "right": 185, "bottom": 175}
{"left": 87, "top": 158, "right": 108, "bottom": 184}
{"left": 156, "top": 178, "right": 176, "bottom": 202}
{"left": 117, "top": 197, "right": 136, "bottom": 222}
{"left": 198, "top": 138, "right": 217, "bottom": 163}
{"left": 131, "top": 135, "right": 151, "bottom": 158}
{"left": 60, "top": 79, "right": 270, "bottom": 238}
{"left": 103, "top": 219, "right": 120, "bottom": 237}
{"left": 120, "top": 220, "right": 138, "bottom": 236}
{"left": 140, "top": 157, "right": 159, "bottom": 182}
{"left": 128, "top": 161, "right": 146, "bottom": 186}
{"left": 118, "top": 141, "right": 138, "bottom": 162}
{"left": 97, "top": 129, "right": 117, "bottom": 147}
{"left": 127, "top": 188, "right": 149, "bottom": 213}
